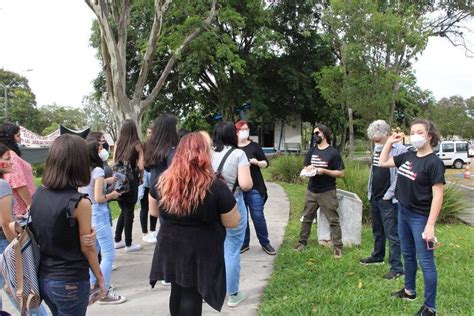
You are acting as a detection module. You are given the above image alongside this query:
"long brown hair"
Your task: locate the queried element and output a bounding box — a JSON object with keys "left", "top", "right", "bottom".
{"left": 157, "top": 133, "right": 214, "bottom": 216}
{"left": 114, "top": 119, "right": 141, "bottom": 163}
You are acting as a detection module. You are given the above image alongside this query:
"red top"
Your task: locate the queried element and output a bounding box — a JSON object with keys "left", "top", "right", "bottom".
{"left": 3, "top": 150, "right": 36, "bottom": 216}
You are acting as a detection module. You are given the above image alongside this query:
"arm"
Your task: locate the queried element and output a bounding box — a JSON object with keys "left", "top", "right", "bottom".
{"left": 94, "top": 176, "right": 120, "bottom": 204}
{"left": 0, "top": 195, "right": 16, "bottom": 241}
{"left": 136, "top": 143, "right": 145, "bottom": 179}
{"left": 237, "top": 165, "right": 253, "bottom": 191}
{"left": 383, "top": 144, "right": 408, "bottom": 200}
{"left": 149, "top": 194, "right": 159, "bottom": 217}
{"left": 74, "top": 198, "right": 107, "bottom": 298}
{"left": 318, "top": 168, "right": 344, "bottom": 178}
{"left": 220, "top": 205, "right": 239, "bottom": 228}
{"left": 249, "top": 144, "right": 269, "bottom": 168}
{"left": 379, "top": 134, "right": 403, "bottom": 167}
{"left": 422, "top": 183, "right": 444, "bottom": 241}
{"left": 15, "top": 186, "right": 32, "bottom": 209}
{"left": 249, "top": 158, "right": 268, "bottom": 168}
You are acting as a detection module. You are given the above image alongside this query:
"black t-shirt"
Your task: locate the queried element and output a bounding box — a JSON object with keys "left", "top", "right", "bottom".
{"left": 371, "top": 150, "right": 391, "bottom": 199}
{"left": 239, "top": 141, "right": 268, "bottom": 199}
{"left": 149, "top": 148, "right": 176, "bottom": 199}
{"left": 31, "top": 187, "right": 90, "bottom": 281}
{"left": 304, "top": 146, "right": 345, "bottom": 193}
{"left": 393, "top": 151, "right": 445, "bottom": 215}
{"left": 160, "top": 179, "right": 236, "bottom": 225}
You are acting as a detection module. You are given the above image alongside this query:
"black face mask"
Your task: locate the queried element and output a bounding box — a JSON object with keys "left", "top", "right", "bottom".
{"left": 313, "top": 134, "right": 323, "bottom": 145}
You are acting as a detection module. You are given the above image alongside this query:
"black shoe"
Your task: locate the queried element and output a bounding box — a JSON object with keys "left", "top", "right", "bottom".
{"left": 262, "top": 244, "right": 276, "bottom": 255}
{"left": 414, "top": 305, "right": 436, "bottom": 316}
{"left": 391, "top": 288, "right": 417, "bottom": 301}
{"left": 240, "top": 246, "right": 249, "bottom": 254}
{"left": 384, "top": 271, "right": 404, "bottom": 280}
{"left": 360, "top": 256, "right": 384, "bottom": 265}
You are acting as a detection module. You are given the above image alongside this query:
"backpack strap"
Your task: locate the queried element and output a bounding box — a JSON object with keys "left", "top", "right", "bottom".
{"left": 14, "top": 239, "right": 25, "bottom": 314}
{"left": 216, "top": 147, "right": 236, "bottom": 174}
{"left": 66, "top": 192, "right": 89, "bottom": 227}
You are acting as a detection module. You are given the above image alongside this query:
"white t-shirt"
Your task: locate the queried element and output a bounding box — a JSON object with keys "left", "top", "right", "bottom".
{"left": 212, "top": 146, "right": 249, "bottom": 192}
{"left": 79, "top": 167, "right": 105, "bottom": 204}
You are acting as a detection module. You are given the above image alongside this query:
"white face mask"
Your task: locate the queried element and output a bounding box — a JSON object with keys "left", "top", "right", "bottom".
{"left": 99, "top": 148, "right": 109, "bottom": 162}
{"left": 373, "top": 143, "right": 384, "bottom": 152}
{"left": 238, "top": 130, "right": 249, "bottom": 140}
{"left": 410, "top": 134, "right": 426, "bottom": 149}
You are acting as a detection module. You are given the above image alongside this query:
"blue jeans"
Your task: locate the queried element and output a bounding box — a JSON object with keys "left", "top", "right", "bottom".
{"left": 39, "top": 278, "right": 89, "bottom": 316}
{"left": 0, "top": 237, "right": 49, "bottom": 316}
{"left": 398, "top": 204, "right": 437, "bottom": 310}
{"left": 370, "top": 198, "right": 403, "bottom": 273}
{"left": 242, "top": 189, "right": 270, "bottom": 248}
{"left": 224, "top": 191, "right": 248, "bottom": 295}
{"left": 90, "top": 203, "right": 115, "bottom": 290}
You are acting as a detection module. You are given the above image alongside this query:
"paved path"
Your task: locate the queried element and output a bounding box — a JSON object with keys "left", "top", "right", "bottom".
{"left": 454, "top": 183, "right": 474, "bottom": 226}
{"left": 87, "top": 182, "right": 289, "bottom": 316}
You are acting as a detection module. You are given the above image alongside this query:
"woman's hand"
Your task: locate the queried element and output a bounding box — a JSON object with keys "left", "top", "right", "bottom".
{"left": 97, "top": 277, "right": 108, "bottom": 299}
{"left": 249, "top": 158, "right": 258, "bottom": 165}
{"left": 108, "top": 190, "right": 121, "bottom": 200}
{"left": 422, "top": 224, "right": 435, "bottom": 242}
{"left": 387, "top": 133, "right": 404, "bottom": 145}
{"left": 80, "top": 229, "right": 96, "bottom": 246}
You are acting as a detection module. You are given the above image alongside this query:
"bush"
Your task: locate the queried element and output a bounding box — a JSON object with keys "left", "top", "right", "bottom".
{"left": 337, "top": 159, "right": 371, "bottom": 222}
{"left": 32, "top": 163, "right": 45, "bottom": 177}
{"left": 439, "top": 183, "right": 468, "bottom": 223}
{"left": 269, "top": 154, "right": 305, "bottom": 184}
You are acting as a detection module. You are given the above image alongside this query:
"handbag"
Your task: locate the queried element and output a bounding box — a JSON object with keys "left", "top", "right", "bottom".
{"left": 0, "top": 221, "right": 41, "bottom": 316}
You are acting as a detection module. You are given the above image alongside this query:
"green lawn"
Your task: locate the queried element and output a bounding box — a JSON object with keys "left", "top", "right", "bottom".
{"left": 259, "top": 181, "right": 474, "bottom": 315}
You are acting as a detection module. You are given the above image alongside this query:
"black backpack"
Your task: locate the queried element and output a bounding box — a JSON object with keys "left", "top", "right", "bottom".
{"left": 111, "top": 161, "right": 136, "bottom": 193}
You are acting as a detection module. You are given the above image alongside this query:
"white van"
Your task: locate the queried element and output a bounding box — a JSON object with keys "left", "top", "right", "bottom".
{"left": 434, "top": 141, "right": 470, "bottom": 169}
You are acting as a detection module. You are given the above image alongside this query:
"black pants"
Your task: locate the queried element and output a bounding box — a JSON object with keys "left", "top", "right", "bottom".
{"left": 170, "top": 283, "right": 202, "bottom": 316}
{"left": 115, "top": 200, "right": 135, "bottom": 247}
{"left": 140, "top": 187, "right": 157, "bottom": 234}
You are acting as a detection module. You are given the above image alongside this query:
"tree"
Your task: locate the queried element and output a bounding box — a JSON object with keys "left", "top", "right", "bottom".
{"left": 429, "top": 96, "right": 474, "bottom": 139}
{"left": 85, "top": 0, "right": 217, "bottom": 131}
{"left": 37, "top": 104, "right": 87, "bottom": 135}
{"left": 0, "top": 69, "right": 43, "bottom": 132}
{"left": 82, "top": 94, "right": 117, "bottom": 140}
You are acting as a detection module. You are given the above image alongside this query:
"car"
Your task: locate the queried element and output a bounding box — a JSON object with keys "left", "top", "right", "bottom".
{"left": 469, "top": 144, "right": 474, "bottom": 157}
{"left": 433, "top": 140, "right": 470, "bottom": 169}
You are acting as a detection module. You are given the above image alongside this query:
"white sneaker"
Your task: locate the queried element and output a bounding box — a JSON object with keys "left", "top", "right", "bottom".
{"left": 111, "top": 264, "right": 117, "bottom": 271}
{"left": 227, "top": 291, "right": 246, "bottom": 307}
{"left": 97, "top": 290, "right": 126, "bottom": 305}
{"left": 124, "top": 244, "right": 142, "bottom": 253}
{"left": 161, "top": 280, "right": 171, "bottom": 286}
{"left": 142, "top": 232, "right": 157, "bottom": 244}
{"left": 114, "top": 240, "right": 126, "bottom": 249}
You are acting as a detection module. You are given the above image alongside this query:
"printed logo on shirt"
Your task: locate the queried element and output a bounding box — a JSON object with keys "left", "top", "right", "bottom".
{"left": 398, "top": 160, "right": 417, "bottom": 181}
{"left": 372, "top": 152, "right": 381, "bottom": 167}
{"left": 311, "top": 155, "right": 328, "bottom": 168}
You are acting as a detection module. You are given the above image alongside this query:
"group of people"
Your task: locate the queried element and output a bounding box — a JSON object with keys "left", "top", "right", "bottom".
{"left": 294, "top": 119, "right": 444, "bottom": 316}
{"left": 0, "top": 116, "right": 276, "bottom": 316}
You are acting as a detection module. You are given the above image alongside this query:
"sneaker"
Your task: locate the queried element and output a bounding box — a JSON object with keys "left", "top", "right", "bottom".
{"left": 391, "top": 288, "right": 417, "bottom": 301}
{"left": 109, "top": 283, "right": 115, "bottom": 291}
{"left": 227, "top": 291, "right": 246, "bottom": 308}
{"left": 124, "top": 244, "right": 142, "bottom": 253}
{"left": 384, "top": 271, "right": 404, "bottom": 280}
{"left": 111, "top": 264, "right": 117, "bottom": 271}
{"left": 415, "top": 305, "right": 436, "bottom": 316}
{"left": 299, "top": 216, "right": 317, "bottom": 224}
{"left": 114, "top": 240, "right": 126, "bottom": 249}
{"left": 359, "top": 256, "right": 384, "bottom": 265}
{"left": 161, "top": 280, "right": 171, "bottom": 286}
{"left": 240, "top": 246, "right": 249, "bottom": 254}
{"left": 142, "top": 232, "right": 157, "bottom": 244}
{"left": 294, "top": 243, "right": 305, "bottom": 251}
{"left": 333, "top": 248, "right": 342, "bottom": 259}
{"left": 97, "top": 291, "right": 127, "bottom": 305}
{"left": 262, "top": 244, "right": 276, "bottom": 255}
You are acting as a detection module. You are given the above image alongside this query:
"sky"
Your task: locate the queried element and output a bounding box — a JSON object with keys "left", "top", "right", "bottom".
{"left": 0, "top": 1, "right": 473, "bottom": 108}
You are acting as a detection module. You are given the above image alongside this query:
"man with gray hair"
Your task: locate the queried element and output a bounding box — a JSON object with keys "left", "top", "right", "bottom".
{"left": 360, "top": 120, "right": 406, "bottom": 279}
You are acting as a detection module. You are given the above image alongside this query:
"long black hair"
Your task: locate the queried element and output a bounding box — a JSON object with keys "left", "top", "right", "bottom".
{"left": 0, "top": 123, "right": 21, "bottom": 156}
{"left": 114, "top": 119, "right": 141, "bottom": 163}
{"left": 87, "top": 140, "right": 104, "bottom": 170}
{"left": 213, "top": 121, "right": 237, "bottom": 152}
{"left": 144, "top": 114, "right": 179, "bottom": 168}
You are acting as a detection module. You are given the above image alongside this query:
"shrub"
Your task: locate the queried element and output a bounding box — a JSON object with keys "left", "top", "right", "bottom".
{"left": 269, "top": 154, "right": 305, "bottom": 184}
{"left": 32, "top": 163, "right": 45, "bottom": 177}
{"left": 439, "top": 183, "right": 468, "bottom": 223}
{"left": 337, "top": 159, "right": 371, "bottom": 222}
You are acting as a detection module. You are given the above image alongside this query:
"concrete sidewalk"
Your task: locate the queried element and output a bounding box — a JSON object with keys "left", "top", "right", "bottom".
{"left": 87, "top": 182, "right": 289, "bottom": 316}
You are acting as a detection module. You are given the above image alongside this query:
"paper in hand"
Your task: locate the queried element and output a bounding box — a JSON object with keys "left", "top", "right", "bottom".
{"left": 300, "top": 168, "right": 316, "bottom": 177}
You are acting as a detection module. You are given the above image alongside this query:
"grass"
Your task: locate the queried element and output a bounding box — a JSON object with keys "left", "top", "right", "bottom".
{"left": 259, "top": 180, "right": 474, "bottom": 315}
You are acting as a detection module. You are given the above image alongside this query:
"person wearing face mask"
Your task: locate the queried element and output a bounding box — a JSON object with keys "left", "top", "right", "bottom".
{"left": 360, "top": 120, "right": 406, "bottom": 280}
{"left": 294, "top": 124, "right": 345, "bottom": 258}
{"left": 379, "top": 119, "right": 445, "bottom": 316}
{"left": 235, "top": 121, "right": 275, "bottom": 256}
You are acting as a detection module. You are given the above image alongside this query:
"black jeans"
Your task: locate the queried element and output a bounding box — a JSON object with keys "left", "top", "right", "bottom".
{"left": 169, "top": 283, "right": 202, "bottom": 316}
{"left": 139, "top": 187, "right": 157, "bottom": 234}
{"left": 115, "top": 200, "right": 135, "bottom": 247}
{"left": 370, "top": 198, "right": 403, "bottom": 273}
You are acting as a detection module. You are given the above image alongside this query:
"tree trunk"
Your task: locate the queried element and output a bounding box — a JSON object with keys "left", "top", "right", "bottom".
{"left": 388, "top": 81, "right": 400, "bottom": 126}
{"left": 347, "top": 106, "right": 355, "bottom": 159}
